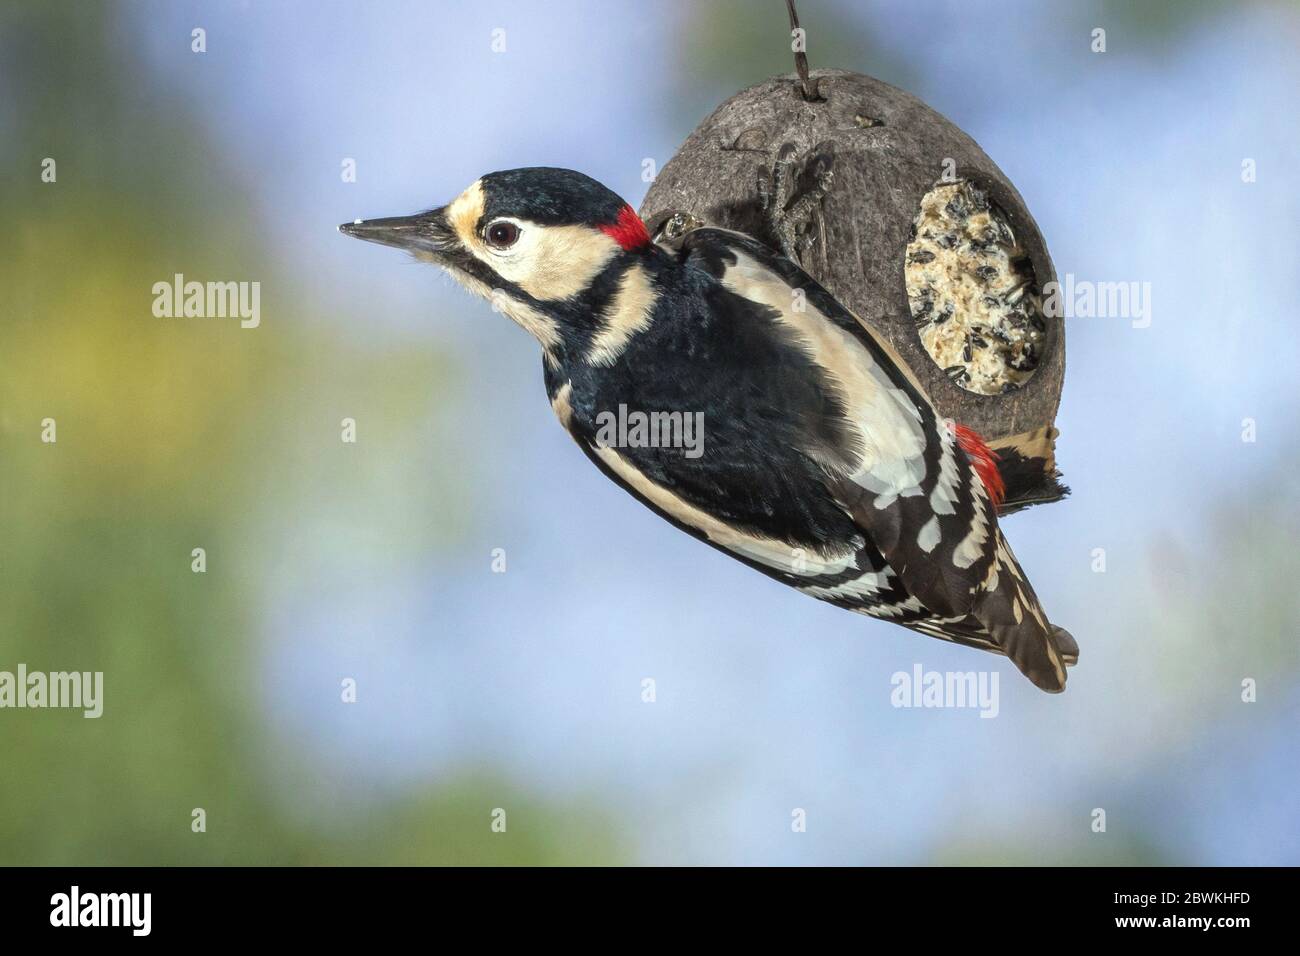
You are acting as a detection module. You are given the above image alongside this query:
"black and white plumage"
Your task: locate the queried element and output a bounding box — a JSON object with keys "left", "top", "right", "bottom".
{"left": 341, "top": 167, "right": 1078, "bottom": 692}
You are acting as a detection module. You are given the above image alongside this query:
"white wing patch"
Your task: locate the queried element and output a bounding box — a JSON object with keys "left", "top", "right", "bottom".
{"left": 953, "top": 493, "right": 991, "bottom": 570}
{"left": 930, "top": 422, "right": 961, "bottom": 516}
{"left": 803, "top": 574, "right": 925, "bottom": 620}
{"left": 916, "top": 515, "right": 941, "bottom": 553}
{"left": 855, "top": 595, "right": 926, "bottom": 619}
{"left": 800, "top": 570, "right": 892, "bottom": 603}
{"left": 716, "top": 251, "right": 928, "bottom": 497}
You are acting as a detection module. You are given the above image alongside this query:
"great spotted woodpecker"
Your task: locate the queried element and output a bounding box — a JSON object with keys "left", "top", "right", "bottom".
{"left": 340, "top": 166, "right": 1078, "bottom": 692}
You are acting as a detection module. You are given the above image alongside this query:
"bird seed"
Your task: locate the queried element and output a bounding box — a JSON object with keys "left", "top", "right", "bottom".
{"left": 905, "top": 181, "right": 1046, "bottom": 396}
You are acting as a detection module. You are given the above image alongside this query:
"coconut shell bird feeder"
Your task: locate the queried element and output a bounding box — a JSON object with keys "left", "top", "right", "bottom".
{"left": 640, "top": 11, "right": 1067, "bottom": 511}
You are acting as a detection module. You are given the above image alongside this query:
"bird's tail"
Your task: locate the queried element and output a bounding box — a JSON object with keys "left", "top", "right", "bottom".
{"left": 972, "top": 530, "right": 1074, "bottom": 692}
{"left": 987, "top": 426, "right": 1069, "bottom": 516}
{"left": 1050, "top": 624, "right": 1079, "bottom": 666}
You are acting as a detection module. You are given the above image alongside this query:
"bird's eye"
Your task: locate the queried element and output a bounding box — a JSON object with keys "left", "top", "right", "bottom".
{"left": 485, "top": 220, "right": 520, "bottom": 249}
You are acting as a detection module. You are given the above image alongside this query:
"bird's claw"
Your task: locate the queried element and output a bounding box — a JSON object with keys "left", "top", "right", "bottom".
{"left": 651, "top": 210, "right": 706, "bottom": 249}
{"left": 758, "top": 142, "right": 834, "bottom": 264}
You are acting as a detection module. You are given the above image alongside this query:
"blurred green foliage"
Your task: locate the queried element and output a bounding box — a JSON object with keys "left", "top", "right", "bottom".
{"left": 0, "top": 2, "right": 622, "bottom": 865}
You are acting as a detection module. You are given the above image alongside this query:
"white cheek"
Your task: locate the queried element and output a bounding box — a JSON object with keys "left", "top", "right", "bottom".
{"left": 472, "top": 224, "right": 621, "bottom": 301}
{"left": 482, "top": 229, "right": 543, "bottom": 286}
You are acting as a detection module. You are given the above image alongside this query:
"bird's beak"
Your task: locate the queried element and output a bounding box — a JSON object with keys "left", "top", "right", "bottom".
{"left": 338, "top": 207, "right": 453, "bottom": 257}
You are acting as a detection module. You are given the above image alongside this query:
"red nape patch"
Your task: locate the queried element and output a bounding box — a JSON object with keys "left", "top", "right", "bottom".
{"left": 599, "top": 205, "right": 650, "bottom": 250}
{"left": 953, "top": 423, "right": 1005, "bottom": 508}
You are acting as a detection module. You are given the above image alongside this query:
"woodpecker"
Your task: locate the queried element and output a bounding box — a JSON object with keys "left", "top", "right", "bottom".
{"left": 340, "top": 166, "right": 1078, "bottom": 692}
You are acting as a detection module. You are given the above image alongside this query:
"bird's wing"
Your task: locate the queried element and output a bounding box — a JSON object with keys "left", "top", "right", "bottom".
{"left": 674, "top": 227, "right": 1069, "bottom": 689}
{"left": 676, "top": 228, "right": 996, "bottom": 610}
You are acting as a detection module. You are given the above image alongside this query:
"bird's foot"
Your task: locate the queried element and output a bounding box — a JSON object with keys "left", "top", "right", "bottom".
{"left": 757, "top": 141, "right": 835, "bottom": 263}
{"left": 650, "top": 210, "right": 706, "bottom": 249}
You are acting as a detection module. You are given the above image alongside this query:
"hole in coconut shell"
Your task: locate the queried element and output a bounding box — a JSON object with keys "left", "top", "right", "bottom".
{"left": 905, "top": 180, "right": 1046, "bottom": 396}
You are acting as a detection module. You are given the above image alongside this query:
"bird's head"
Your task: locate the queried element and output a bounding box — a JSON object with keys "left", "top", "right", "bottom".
{"left": 340, "top": 167, "right": 655, "bottom": 361}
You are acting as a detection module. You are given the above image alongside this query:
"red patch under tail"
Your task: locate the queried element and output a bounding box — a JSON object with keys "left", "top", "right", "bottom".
{"left": 953, "top": 423, "right": 1005, "bottom": 508}
{"left": 599, "top": 205, "right": 650, "bottom": 251}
